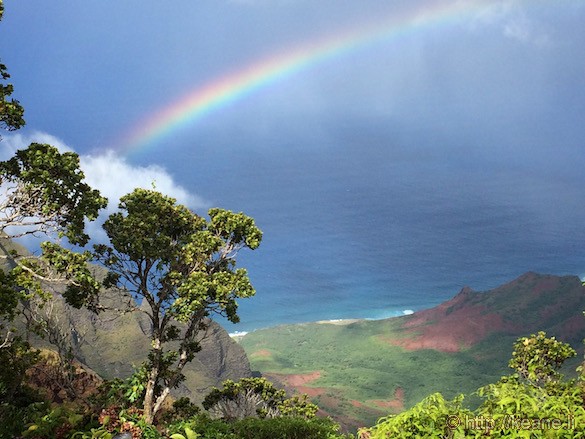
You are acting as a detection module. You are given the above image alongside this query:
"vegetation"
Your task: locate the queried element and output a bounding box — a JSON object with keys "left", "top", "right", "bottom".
{"left": 361, "top": 331, "right": 585, "bottom": 438}
{"left": 0, "top": 0, "right": 25, "bottom": 137}
{"left": 240, "top": 276, "right": 585, "bottom": 427}
{"left": 240, "top": 319, "right": 513, "bottom": 425}
{"left": 0, "top": 144, "right": 107, "bottom": 412}
{"left": 92, "top": 189, "right": 262, "bottom": 423}
{"left": 203, "top": 377, "right": 318, "bottom": 420}
{"left": 2, "top": 2, "right": 585, "bottom": 438}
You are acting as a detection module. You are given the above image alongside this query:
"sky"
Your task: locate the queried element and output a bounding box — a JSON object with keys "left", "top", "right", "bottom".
{"left": 1, "top": 0, "right": 585, "bottom": 331}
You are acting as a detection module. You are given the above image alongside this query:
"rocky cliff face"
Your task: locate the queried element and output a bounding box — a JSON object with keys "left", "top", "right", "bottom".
{"left": 1, "top": 237, "right": 252, "bottom": 404}
{"left": 45, "top": 289, "right": 252, "bottom": 404}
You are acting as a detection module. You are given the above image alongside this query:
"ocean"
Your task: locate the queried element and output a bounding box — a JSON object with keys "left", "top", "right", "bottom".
{"left": 152, "top": 125, "right": 585, "bottom": 334}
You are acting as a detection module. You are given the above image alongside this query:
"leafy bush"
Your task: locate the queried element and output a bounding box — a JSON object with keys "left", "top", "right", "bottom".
{"left": 509, "top": 331, "right": 576, "bottom": 386}
{"left": 361, "top": 332, "right": 585, "bottom": 439}
{"left": 168, "top": 414, "right": 351, "bottom": 439}
{"left": 203, "top": 377, "right": 318, "bottom": 420}
{"left": 231, "top": 416, "right": 350, "bottom": 439}
{"left": 358, "top": 393, "right": 470, "bottom": 438}
{"left": 19, "top": 405, "right": 86, "bottom": 439}
{"left": 89, "top": 365, "right": 152, "bottom": 419}
{"left": 0, "top": 400, "right": 49, "bottom": 439}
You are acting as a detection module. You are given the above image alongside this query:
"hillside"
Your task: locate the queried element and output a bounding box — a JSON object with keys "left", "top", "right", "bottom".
{"left": 239, "top": 272, "right": 585, "bottom": 430}
{"left": 0, "top": 237, "right": 252, "bottom": 405}
{"left": 59, "top": 289, "right": 252, "bottom": 404}
{"left": 26, "top": 287, "right": 252, "bottom": 405}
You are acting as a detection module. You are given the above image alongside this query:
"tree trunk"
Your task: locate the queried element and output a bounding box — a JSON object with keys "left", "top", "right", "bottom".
{"left": 152, "top": 386, "right": 171, "bottom": 419}
{"left": 148, "top": 318, "right": 204, "bottom": 421}
{"left": 143, "top": 338, "right": 162, "bottom": 424}
{"left": 149, "top": 342, "right": 191, "bottom": 421}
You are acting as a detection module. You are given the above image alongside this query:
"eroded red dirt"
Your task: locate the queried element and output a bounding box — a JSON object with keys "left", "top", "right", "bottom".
{"left": 383, "top": 272, "right": 585, "bottom": 352}
{"left": 368, "top": 387, "right": 404, "bottom": 412}
{"left": 263, "top": 371, "right": 326, "bottom": 397}
{"left": 385, "top": 287, "right": 515, "bottom": 352}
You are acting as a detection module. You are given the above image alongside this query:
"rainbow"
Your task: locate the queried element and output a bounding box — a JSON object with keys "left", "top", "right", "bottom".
{"left": 114, "top": 0, "right": 492, "bottom": 156}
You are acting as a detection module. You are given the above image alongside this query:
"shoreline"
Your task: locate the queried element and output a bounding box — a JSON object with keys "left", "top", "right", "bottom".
{"left": 228, "top": 309, "right": 416, "bottom": 338}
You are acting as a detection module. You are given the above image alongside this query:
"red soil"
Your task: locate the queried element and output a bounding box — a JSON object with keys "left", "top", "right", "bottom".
{"left": 369, "top": 387, "right": 405, "bottom": 412}
{"left": 282, "top": 370, "right": 322, "bottom": 386}
{"left": 385, "top": 272, "right": 585, "bottom": 352}
{"left": 387, "top": 287, "right": 515, "bottom": 352}
{"left": 263, "top": 371, "right": 326, "bottom": 397}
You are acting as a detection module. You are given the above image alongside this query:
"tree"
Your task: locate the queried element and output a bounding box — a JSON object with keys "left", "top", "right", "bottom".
{"left": 0, "top": 143, "right": 106, "bottom": 246}
{"left": 1, "top": 0, "right": 106, "bottom": 403}
{"left": 0, "top": 144, "right": 106, "bottom": 405}
{"left": 0, "top": 0, "right": 25, "bottom": 137}
{"left": 0, "top": 143, "right": 108, "bottom": 328}
{"left": 0, "top": 143, "right": 107, "bottom": 324}
{"left": 508, "top": 331, "right": 576, "bottom": 387}
{"left": 93, "top": 188, "right": 262, "bottom": 424}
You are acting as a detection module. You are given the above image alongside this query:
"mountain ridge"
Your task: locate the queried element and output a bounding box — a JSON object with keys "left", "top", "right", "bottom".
{"left": 391, "top": 271, "right": 585, "bottom": 352}
{"left": 240, "top": 271, "right": 585, "bottom": 429}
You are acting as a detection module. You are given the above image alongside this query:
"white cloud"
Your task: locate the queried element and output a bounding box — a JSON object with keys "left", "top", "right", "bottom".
{"left": 1, "top": 131, "right": 73, "bottom": 159}
{"left": 2, "top": 131, "right": 210, "bottom": 244}
{"left": 469, "top": 0, "right": 551, "bottom": 47}
{"left": 502, "top": 13, "right": 551, "bottom": 47}
{"left": 80, "top": 151, "right": 208, "bottom": 213}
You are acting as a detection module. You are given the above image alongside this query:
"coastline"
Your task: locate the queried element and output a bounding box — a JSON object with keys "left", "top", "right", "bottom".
{"left": 228, "top": 308, "right": 416, "bottom": 338}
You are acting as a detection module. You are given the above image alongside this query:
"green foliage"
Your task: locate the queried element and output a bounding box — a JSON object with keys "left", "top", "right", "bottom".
{"left": 0, "top": 269, "right": 19, "bottom": 319}
{"left": 0, "top": 62, "right": 25, "bottom": 134}
{"left": 509, "top": 331, "right": 576, "bottom": 387}
{"left": 240, "top": 319, "right": 509, "bottom": 425}
{"left": 0, "top": 0, "right": 25, "bottom": 136}
{"left": 70, "top": 427, "right": 114, "bottom": 439}
{"left": 40, "top": 242, "right": 102, "bottom": 310}
{"left": 363, "top": 332, "right": 585, "bottom": 438}
{"left": 473, "top": 377, "right": 585, "bottom": 438}
{"left": 0, "top": 144, "right": 106, "bottom": 377}
{"left": 96, "top": 365, "right": 150, "bottom": 409}
{"left": 203, "top": 377, "right": 318, "bottom": 421}
{"left": 0, "top": 144, "right": 105, "bottom": 408}
{"left": 170, "top": 425, "right": 200, "bottom": 439}
{"left": 230, "top": 416, "right": 348, "bottom": 439}
{"left": 0, "top": 143, "right": 107, "bottom": 245}
{"left": 92, "top": 188, "right": 262, "bottom": 423}
{"left": 0, "top": 399, "right": 48, "bottom": 438}
{"left": 360, "top": 393, "right": 470, "bottom": 438}
{"left": 160, "top": 397, "right": 201, "bottom": 425}
{"left": 0, "top": 337, "right": 39, "bottom": 403}
{"left": 18, "top": 405, "right": 86, "bottom": 439}
{"left": 168, "top": 414, "right": 350, "bottom": 439}
{"left": 167, "top": 415, "right": 232, "bottom": 439}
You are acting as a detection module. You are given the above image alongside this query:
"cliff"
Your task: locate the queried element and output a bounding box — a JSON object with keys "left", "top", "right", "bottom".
{"left": 62, "top": 289, "right": 252, "bottom": 403}
{"left": 0, "top": 237, "right": 252, "bottom": 404}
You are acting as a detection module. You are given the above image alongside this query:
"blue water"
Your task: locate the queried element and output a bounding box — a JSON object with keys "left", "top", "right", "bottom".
{"left": 139, "top": 121, "right": 585, "bottom": 333}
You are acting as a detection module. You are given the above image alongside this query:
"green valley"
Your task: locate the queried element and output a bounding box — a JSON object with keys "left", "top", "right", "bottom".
{"left": 240, "top": 273, "right": 585, "bottom": 429}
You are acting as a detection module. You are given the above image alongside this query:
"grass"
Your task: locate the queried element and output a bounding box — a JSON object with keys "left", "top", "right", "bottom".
{"left": 238, "top": 274, "right": 585, "bottom": 429}
{"left": 239, "top": 318, "right": 513, "bottom": 428}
